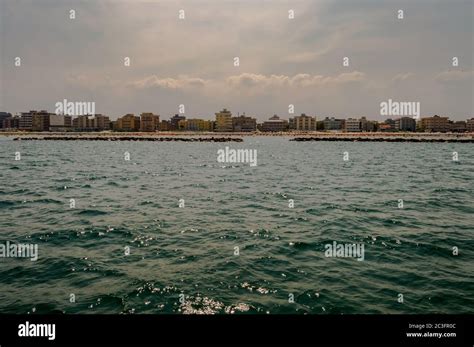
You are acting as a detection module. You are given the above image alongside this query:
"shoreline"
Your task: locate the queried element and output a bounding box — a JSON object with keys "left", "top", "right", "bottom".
{"left": 1, "top": 131, "right": 473, "bottom": 142}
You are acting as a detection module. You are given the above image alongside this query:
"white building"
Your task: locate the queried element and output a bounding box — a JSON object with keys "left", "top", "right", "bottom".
{"left": 344, "top": 118, "right": 361, "bottom": 132}
{"left": 294, "top": 114, "right": 316, "bottom": 131}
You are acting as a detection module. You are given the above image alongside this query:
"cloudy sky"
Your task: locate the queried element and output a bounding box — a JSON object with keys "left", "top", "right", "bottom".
{"left": 0, "top": 0, "right": 472, "bottom": 121}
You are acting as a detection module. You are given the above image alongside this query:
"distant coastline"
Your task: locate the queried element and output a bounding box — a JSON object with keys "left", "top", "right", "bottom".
{"left": 2, "top": 131, "right": 473, "bottom": 142}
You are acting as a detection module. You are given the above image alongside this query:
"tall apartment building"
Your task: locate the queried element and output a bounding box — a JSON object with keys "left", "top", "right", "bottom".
{"left": 19, "top": 112, "right": 33, "bottom": 130}
{"left": 170, "top": 114, "right": 185, "bottom": 130}
{"left": 31, "top": 111, "right": 69, "bottom": 131}
{"left": 89, "top": 114, "right": 110, "bottom": 131}
{"left": 140, "top": 113, "right": 160, "bottom": 132}
{"left": 420, "top": 115, "right": 450, "bottom": 132}
{"left": 232, "top": 115, "right": 257, "bottom": 132}
{"left": 294, "top": 114, "right": 316, "bottom": 131}
{"left": 73, "top": 115, "right": 90, "bottom": 131}
{"left": 116, "top": 114, "right": 140, "bottom": 131}
{"left": 215, "top": 108, "right": 233, "bottom": 132}
{"left": 395, "top": 117, "right": 416, "bottom": 131}
{"left": 2, "top": 116, "right": 19, "bottom": 129}
{"left": 32, "top": 113, "right": 50, "bottom": 131}
{"left": 18, "top": 111, "right": 38, "bottom": 130}
{"left": 0, "top": 112, "right": 12, "bottom": 128}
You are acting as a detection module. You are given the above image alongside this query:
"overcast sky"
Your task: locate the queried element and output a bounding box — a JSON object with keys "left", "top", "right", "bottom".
{"left": 0, "top": 0, "right": 473, "bottom": 121}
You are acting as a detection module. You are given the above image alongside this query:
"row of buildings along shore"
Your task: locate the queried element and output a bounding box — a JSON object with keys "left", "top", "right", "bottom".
{"left": 0, "top": 109, "right": 473, "bottom": 133}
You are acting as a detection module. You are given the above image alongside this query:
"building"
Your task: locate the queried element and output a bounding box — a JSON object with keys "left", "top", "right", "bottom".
{"left": 31, "top": 111, "right": 69, "bottom": 132}
{"left": 360, "top": 117, "right": 368, "bottom": 131}
{"left": 395, "top": 117, "right": 416, "bottom": 132}
{"left": 32, "top": 113, "right": 50, "bottom": 131}
{"left": 64, "top": 115, "right": 73, "bottom": 129}
{"left": 177, "top": 119, "right": 186, "bottom": 130}
{"left": 294, "top": 114, "right": 316, "bottom": 131}
{"left": 115, "top": 114, "right": 140, "bottom": 131}
{"left": 89, "top": 114, "right": 110, "bottom": 131}
{"left": 450, "top": 121, "right": 466, "bottom": 133}
{"left": 316, "top": 120, "right": 325, "bottom": 130}
{"left": 288, "top": 117, "right": 296, "bottom": 130}
{"left": 215, "top": 108, "right": 233, "bottom": 132}
{"left": 16, "top": 111, "right": 42, "bottom": 130}
{"left": 19, "top": 111, "right": 34, "bottom": 130}
{"left": 466, "top": 118, "right": 474, "bottom": 132}
{"left": 170, "top": 114, "right": 185, "bottom": 130}
{"left": 140, "top": 113, "right": 160, "bottom": 132}
{"left": 323, "top": 117, "right": 344, "bottom": 131}
{"left": 232, "top": 115, "right": 257, "bottom": 132}
{"left": 366, "top": 120, "right": 378, "bottom": 132}
{"left": 420, "top": 115, "right": 450, "bottom": 132}
{"left": 344, "top": 118, "right": 362, "bottom": 132}
{"left": 2, "top": 116, "right": 19, "bottom": 129}
{"left": 379, "top": 118, "right": 396, "bottom": 132}
{"left": 342, "top": 117, "right": 372, "bottom": 132}
{"left": 160, "top": 120, "right": 171, "bottom": 131}
{"left": 50, "top": 114, "right": 72, "bottom": 131}
{"left": 0, "top": 112, "right": 12, "bottom": 128}
{"left": 178, "top": 118, "right": 214, "bottom": 131}
{"left": 73, "top": 115, "right": 90, "bottom": 131}
{"left": 261, "top": 115, "right": 288, "bottom": 132}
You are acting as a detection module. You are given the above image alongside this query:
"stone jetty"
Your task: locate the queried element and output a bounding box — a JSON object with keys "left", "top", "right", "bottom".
{"left": 12, "top": 136, "right": 243, "bottom": 142}
{"left": 290, "top": 136, "right": 474, "bottom": 143}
